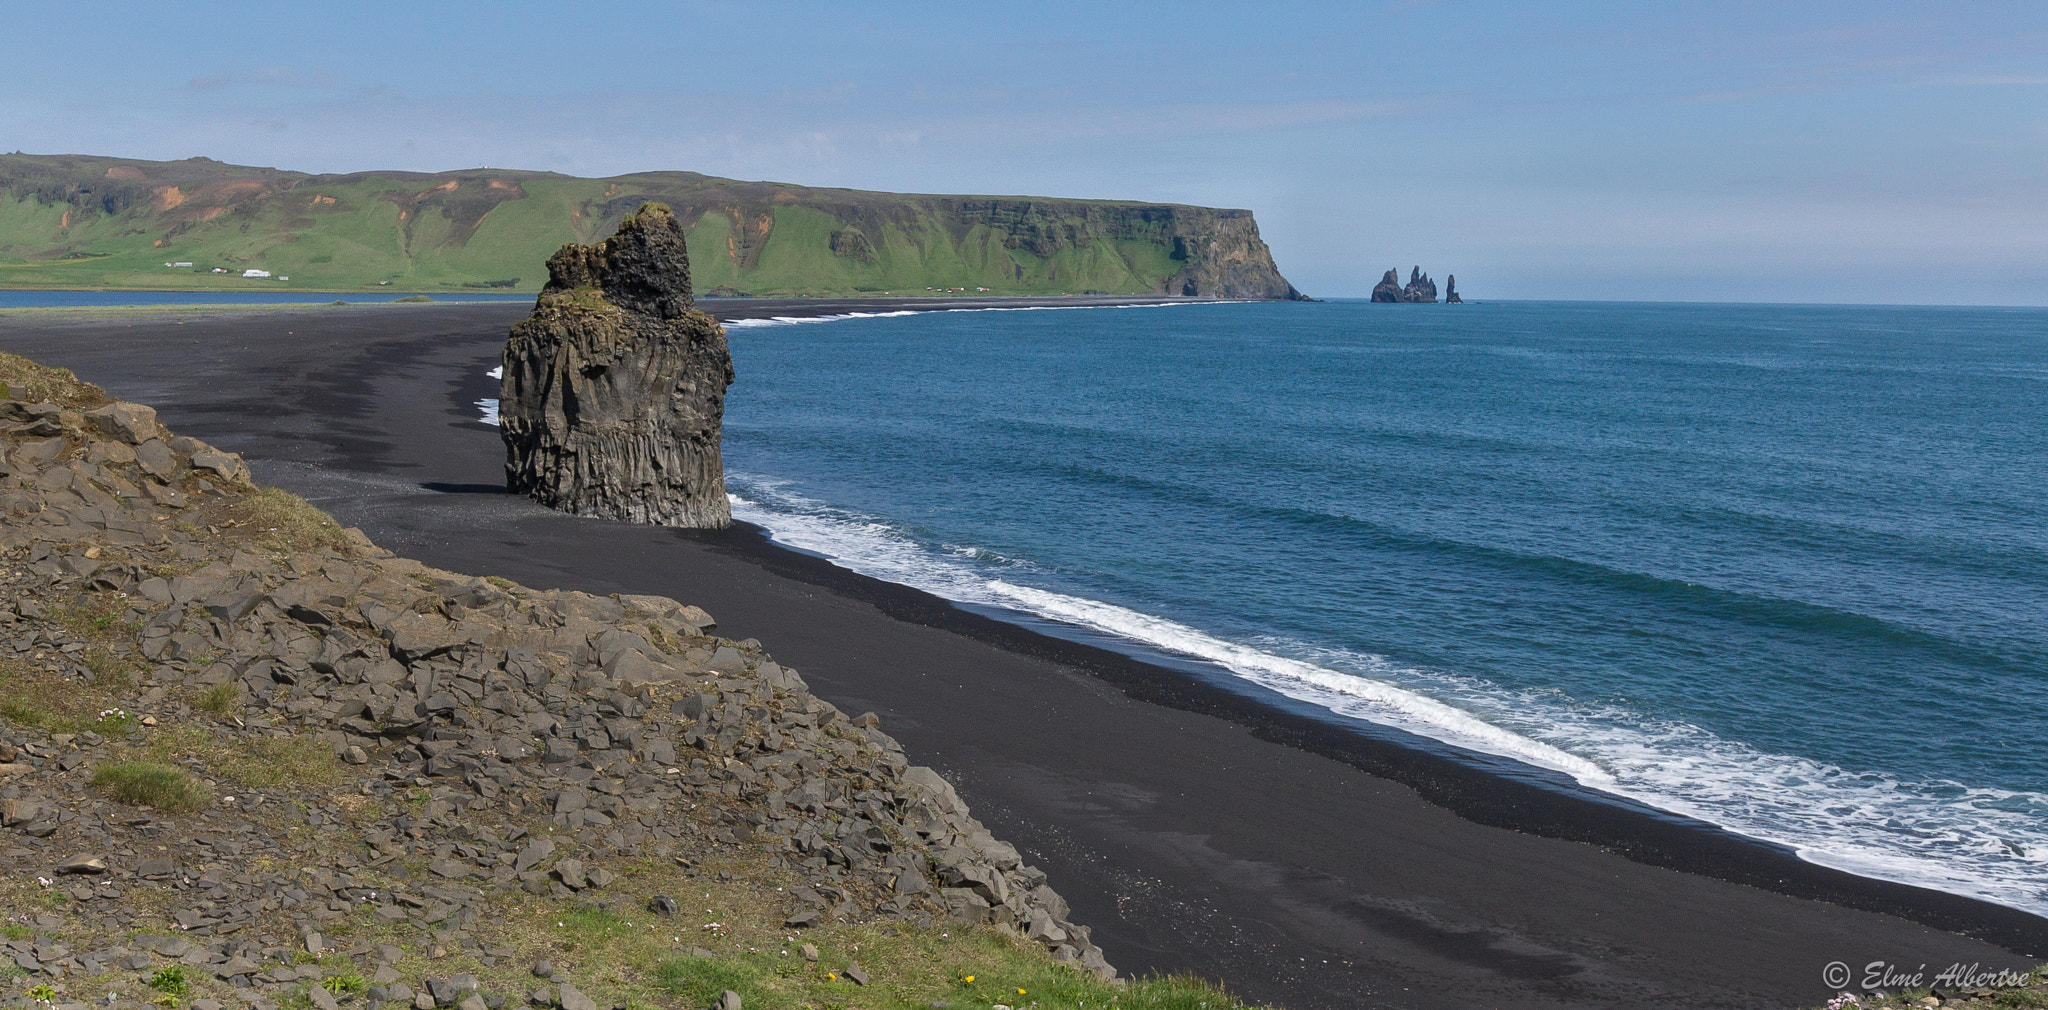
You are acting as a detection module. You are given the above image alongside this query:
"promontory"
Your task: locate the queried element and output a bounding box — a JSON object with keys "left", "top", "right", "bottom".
{"left": 0, "top": 153, "right": 1304, "bottom": 300}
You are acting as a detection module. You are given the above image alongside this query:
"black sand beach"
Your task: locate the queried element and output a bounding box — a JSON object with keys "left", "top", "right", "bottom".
{"left": 3, "top": 301, "right": 2041, "bottom": 1009}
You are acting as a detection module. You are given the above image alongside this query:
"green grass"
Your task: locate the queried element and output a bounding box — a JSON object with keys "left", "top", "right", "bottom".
{"left": 215, "top": 735, "right": 340, "bottom": 789}
{"left": 0, "top": 347, "right": 107, "bottom": 408}
{"left": 320, "top": 974, "right": 366, "bottom": 996}
{"left": 91, "top": 761, "right": 212, "bottom": 813}
{"left": 0, "top": 153, "right": 1279, "bottom": 298}
{"left": 652, "top": 951, "right": 1245, "bottom": 1010}
{"left": 1, "top": 655, "right": 127, "bottom": 731}
{"left": 216, "top": 485, "right": 358, "bottom": 554}
{"left": 194, "top": 681, "right": 242, "bottom": 718}
{"left": 149, "top": 966, "right": 191, "bottom": 999}
{"left": 137, "top": 723, "right": 340, "bottom": 789}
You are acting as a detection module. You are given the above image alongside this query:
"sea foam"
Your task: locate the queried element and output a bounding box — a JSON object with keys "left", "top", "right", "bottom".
{"left": 720, "top": 300, "right": 1215, "bottom": 329}
{"left": 726, "top": 475, "right": 2048, "bottom": 916}
{"left": 462, "top": 302, "right": 2048, "bottom": 918}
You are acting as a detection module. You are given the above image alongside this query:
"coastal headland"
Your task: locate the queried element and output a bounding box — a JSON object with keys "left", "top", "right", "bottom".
{"left": 3, "top": 301, "right": 2043, "bottom": 1010}
{"left": 0, "top": 153, "right": 1304, "bottom": 301}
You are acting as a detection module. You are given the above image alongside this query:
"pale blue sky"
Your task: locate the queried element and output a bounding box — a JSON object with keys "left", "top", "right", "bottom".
{"left": 7, "top": 1, "right": 2046, "bottom": 302}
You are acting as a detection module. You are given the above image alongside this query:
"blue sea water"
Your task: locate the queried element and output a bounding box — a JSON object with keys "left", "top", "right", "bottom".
{"left": 496, "top": 299, "right": 2048, "bottom": 914}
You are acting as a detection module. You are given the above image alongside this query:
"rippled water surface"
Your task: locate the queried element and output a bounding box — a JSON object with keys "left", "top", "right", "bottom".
{"left": 709, "top": 299, "right": 2048, "bottom": 913}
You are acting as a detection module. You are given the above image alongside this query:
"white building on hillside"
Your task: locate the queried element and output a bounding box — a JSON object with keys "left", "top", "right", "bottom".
{"left": 243, "top": 269, "right": 271, "bottom": 278}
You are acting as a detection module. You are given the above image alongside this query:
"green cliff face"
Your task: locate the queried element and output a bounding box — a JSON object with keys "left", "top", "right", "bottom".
{"left": 0, "top": 153, "right": 1304, "bottom": 299}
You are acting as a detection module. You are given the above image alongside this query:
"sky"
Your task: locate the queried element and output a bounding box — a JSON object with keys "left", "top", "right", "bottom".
{"left": 5, "top": 1, "right": 2047, "bottom": 303}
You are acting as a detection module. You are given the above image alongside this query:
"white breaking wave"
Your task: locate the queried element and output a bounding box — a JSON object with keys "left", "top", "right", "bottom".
{"left": 478, "top": 365, "right": 502, "bottom": 425}
{"left": 979, "top": 579, "right": 1611, "bottom": 782}
{"left": 726, "top": 476, "right": 2048, "bottom": 916}
{"left": 725, "top": 310, "right": 923, "bottom": 329}
{"left": 719, "top": 300, "right": 1223, "bottom": 329}
{"left": 724, "top": 482, "right": 1603, "bottom": 779}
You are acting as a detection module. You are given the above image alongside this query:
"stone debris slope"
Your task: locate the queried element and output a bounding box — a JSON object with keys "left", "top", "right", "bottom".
{"left": 0, "top": 358, "right": 1114, "bottom": 1010}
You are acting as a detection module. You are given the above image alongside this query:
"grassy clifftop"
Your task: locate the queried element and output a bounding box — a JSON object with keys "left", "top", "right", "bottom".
{"left": 0, "top": 153, "right": 1303, "bottom": 299}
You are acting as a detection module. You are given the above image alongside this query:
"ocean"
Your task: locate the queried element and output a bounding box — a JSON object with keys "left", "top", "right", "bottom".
{"left": 498, "top": 298, "right": 2048, "bottom": 915}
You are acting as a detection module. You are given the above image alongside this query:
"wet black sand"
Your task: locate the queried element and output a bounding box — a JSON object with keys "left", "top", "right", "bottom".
{"left": 2, "top": 301, "right": 2041, "bottom": 1009}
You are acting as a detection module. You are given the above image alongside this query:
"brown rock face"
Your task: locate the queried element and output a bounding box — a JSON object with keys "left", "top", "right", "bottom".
{"left": 500, "top": 203, "right": 734, "bottom": 528}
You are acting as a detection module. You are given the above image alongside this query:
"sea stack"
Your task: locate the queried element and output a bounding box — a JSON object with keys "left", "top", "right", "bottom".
{"left": 499, "top": 203, "right": 735, "bottom": 528}
{"left": 1445, "top": 274, "right": 1462, "bottom": 303}
{"left": 1372, "top": 265, "right": 1447, "bottom": 302}
{"left": 1400, "top": 266, "right": 1438, "bottom": 303}
{"left": 1371, "top": 268, "right": 1403, "bottom": 302}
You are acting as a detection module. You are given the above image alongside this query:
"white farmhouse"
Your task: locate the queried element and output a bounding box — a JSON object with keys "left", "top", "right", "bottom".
{"left": 242, "top": 269, "right": 272, "bottom": 279}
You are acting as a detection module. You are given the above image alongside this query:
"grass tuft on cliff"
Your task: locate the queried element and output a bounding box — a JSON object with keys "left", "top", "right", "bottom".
{"left": 0, "top": 348, "right": 107, "bottom": 407}
{"left": 90, "top": 761, "right": 212, "bottom": 813}
{"left": 218, "top": 485, "right": 360, "bottom": 554}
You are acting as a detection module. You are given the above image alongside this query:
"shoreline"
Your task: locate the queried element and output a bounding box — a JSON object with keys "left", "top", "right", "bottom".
{"left": 0, "top": 293, "right": 1220, "bottom": 327}
{"left": 2, "top": 301, "right": 2040, "bottom": 1008}
{"left": 690, "top": 517, "right": 2048, "bottom": 952}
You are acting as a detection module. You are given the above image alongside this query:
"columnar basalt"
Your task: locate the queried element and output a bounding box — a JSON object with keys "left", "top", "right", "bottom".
{"left": 500, "top": 203, "right": 734, "bottom": 528}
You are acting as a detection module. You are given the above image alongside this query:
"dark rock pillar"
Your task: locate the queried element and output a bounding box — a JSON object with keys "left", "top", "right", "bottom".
{"left": 1399, "top": 266, "right": 1438, "bottom": 302}
{"left": 500, "top": 203, "right": 735, "bottom": 528}
{"left": 1371, "top": 268, "right": 1402, "bottom": 302}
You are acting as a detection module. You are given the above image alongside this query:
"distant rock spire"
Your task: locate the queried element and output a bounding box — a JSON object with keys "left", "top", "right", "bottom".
{"left": 1371, "top": 268, "right": 1402, "bottom": 302}
{"left": 1400, "top": 267, "right": 1437, "bottom": 303}
{"left": 1446, "top": 275, "right": 1461, "bottom": 303}
{"left": 1370, "top": 263, "right": 1446, "bottom": 303}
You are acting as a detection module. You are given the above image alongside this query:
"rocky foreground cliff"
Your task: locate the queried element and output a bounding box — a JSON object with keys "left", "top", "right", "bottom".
{"left": 0, "top": 153, "right": 1305, "bottom": 301}
{"left": 501, "top": 205, "right": 733, "bottom": 529}
{"left": 0, "top": 352, "right": 1259, "bottom": 1010}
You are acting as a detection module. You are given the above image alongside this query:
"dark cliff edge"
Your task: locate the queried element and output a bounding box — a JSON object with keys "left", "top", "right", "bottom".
{"left": 0, "top": 153, "right": 1307, "bottom": 301}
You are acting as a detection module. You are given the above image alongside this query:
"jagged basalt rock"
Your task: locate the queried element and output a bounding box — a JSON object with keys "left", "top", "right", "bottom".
{"left": 1371, "top": 268, "right": 1403, "bottom": 303}
{"left": 1400, "top": 266, "right": 1437, "bottom": 303}
{"left": 1446, "top": 274, "right": 1461, "bottom": 303}
{"left": 1371, "top": 265, "right": 1445, "bottom": 303}
{"left": 500, "top": 203, "right": 734, "bottom": 528}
